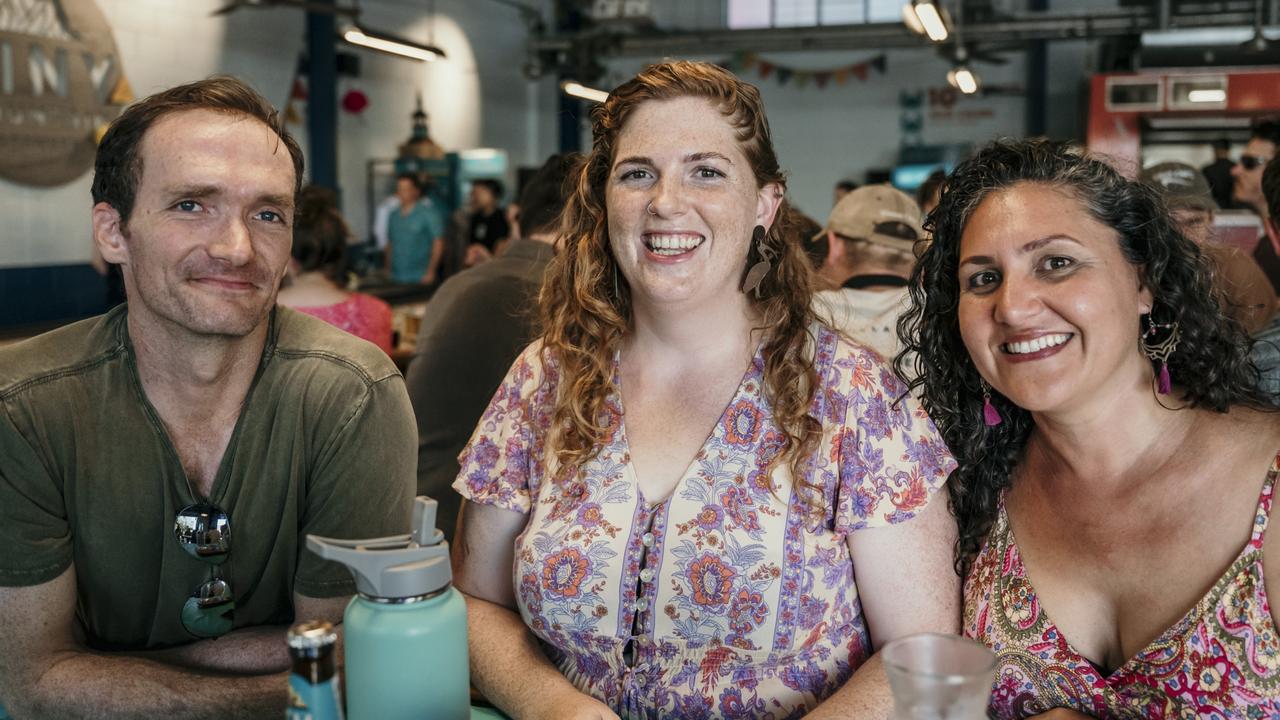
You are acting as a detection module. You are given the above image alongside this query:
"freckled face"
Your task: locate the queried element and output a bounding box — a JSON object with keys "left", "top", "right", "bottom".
{"left": 605, "top": 96, "right": 780, "bottom": 313}
{"left": 956, "top": 183, "right": 1153, "bottom": 416}
{"left": 111, "top": 109, "right": 296, "bottom": 338}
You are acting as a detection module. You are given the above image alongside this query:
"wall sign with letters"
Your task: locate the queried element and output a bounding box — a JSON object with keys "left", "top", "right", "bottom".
{"left": 0, "top": 0, "right": 130, "bottom": 187}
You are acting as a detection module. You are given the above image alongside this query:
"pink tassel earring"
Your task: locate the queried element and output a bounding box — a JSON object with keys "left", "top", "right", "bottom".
{"left": 981, "top": 381, "right": 1002, "bottom": 427}
{"left": 1140, "top": 315, "right": 1181, "bottom": 396}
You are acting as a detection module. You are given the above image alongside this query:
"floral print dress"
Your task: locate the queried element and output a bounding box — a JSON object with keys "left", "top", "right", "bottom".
{"left": 454, "top": 324, "right": 956, "bottom": 719}
{"left": 965, "top": 455, "right": 1280, "bottom": 719}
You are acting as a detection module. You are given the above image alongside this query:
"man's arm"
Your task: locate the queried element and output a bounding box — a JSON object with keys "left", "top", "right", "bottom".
{"left": 0, "top": 566, "right": 293, "bottom": 720}
{"left": 803, "top": 496, "right": 961, "bottom": 719}
{"left": 423, "top": 235, "right": 445, "bottom": 285}
{"left": 123, "top": 593, "right": 349, "bottom": 675}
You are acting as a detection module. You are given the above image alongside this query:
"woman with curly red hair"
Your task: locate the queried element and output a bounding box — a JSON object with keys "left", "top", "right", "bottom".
{"left": 452, "top": 60, "right": 959, "bottom": 719}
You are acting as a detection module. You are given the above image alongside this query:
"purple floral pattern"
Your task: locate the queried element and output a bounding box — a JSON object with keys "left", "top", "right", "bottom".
{"left": 455, "top": 326, "right": 956, "bottom": 717}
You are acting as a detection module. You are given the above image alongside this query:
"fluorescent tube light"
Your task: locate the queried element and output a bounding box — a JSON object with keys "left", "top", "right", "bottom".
{"left": 1187, "top": 89, "right": 1227, "bottom": 103}
{"left": 561, "top": 81, "right": 609, "bottom": 103}
{"left": 947, "top": 66, "right": 979, "bottom": 95}
{"left": 904, "top": 1, "right": 950, "bottom": 42}
{"left": 342, "top": 26, "right": 444, "bottom": 62}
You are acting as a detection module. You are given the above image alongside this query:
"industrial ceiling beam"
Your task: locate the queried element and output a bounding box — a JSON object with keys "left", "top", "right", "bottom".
{"left": 529, "top": 3, "right": 1266, "bottom": 58}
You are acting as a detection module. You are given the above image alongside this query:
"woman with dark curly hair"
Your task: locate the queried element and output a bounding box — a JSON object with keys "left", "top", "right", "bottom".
{"left": 898, "top": 138, "right": 1280, "bottom": 718}
{"left": 451, "top": 61, "right": 959, "bottom": 719}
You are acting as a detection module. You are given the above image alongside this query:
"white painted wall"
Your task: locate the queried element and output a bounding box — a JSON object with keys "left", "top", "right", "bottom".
{"left": 0, "top": 0, "right": 553, "bottom": 268}
{"left": 1, "top": 0, "right": 1100, "bottom": 269}
{"left": 602, "top": 46, "right": 1039, "bottom": 221}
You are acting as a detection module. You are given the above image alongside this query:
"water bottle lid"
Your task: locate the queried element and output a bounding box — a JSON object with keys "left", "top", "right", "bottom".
{"left": 288, "top": 620, "right": 338, "bottom": 649}
{"left": 306, "top": 497, "right": 453, "bottom": 600}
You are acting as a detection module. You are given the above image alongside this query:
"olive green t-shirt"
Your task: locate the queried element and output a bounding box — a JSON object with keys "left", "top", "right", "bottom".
{"left": 0, "top": 305, "right": 416, "bottom": 650}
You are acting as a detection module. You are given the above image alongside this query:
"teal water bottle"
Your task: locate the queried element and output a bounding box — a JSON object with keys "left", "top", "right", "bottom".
{"left": 286, "top": 621, "right": 344, "bottom": 720}
{"left": 308, "top": 497, "right": 470, "bottom": 720}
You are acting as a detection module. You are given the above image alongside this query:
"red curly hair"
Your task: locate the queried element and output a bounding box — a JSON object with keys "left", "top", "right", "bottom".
{"left": 539, "top": 60, "right": 820, "bottom": 494}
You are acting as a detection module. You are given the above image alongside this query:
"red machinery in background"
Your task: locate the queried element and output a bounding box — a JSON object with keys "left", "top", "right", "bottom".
{"left": 1088, "top": 67, "right": 1280, "bottom": 250}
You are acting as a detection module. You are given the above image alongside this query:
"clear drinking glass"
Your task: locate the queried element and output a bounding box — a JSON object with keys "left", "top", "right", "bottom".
{"left": 882, "top": 632, "right": 997, "bottom": 720}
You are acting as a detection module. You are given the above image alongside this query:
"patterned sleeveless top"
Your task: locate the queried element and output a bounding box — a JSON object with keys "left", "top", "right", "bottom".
{"left": 964, "top": 457, "right": 1280, "bottom": 718}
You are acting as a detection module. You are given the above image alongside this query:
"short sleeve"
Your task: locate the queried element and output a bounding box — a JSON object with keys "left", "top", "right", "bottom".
{"left": 832, "top": 347, "right": 956, "bottom": 535}
{"left": 294, "top": 374, "right": 417, "bottom": 597}
{"left": 452, "top": 344, "right": 549, "bottom": 514}
{"left": 0, "top": 400, "right": 73, "bottom": 586}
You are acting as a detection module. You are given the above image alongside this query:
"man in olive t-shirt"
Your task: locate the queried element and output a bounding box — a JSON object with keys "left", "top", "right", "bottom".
{"left": 0, "top": 78, "right": 415, "bottom": 718}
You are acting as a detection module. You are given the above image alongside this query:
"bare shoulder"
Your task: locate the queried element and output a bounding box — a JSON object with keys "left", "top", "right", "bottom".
{"left": 1201, "top": 406, "right": 1280, "bottom": 462}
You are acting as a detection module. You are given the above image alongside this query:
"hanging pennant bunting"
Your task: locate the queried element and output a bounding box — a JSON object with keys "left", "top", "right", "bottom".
{"left": 291, "top": 76, "right": 308, "bottom": 101}
{"left": 715, "top": 54, "right": 888, "bottom": 90}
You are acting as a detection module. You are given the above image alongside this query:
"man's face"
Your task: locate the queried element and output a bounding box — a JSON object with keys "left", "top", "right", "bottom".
{"left": 101, "top": 109, "right": 296, "bottom": 339}
{"left": 395, "top": 177, "right": 420, "bottom": 205}
{"left": 471, "top": 184, "right": 496, "bottom": 211}
{"left": 1170, "top": 207, "right": 1214, "bottom": 245}
{"left": 1231, "top": 137, "right": 1276, "bottom": 213}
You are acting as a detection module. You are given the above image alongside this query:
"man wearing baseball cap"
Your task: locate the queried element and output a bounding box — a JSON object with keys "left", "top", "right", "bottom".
{"left": 1139, "top": 161, "right": 1275, "bottom": 333}
{"left": 809, "top": 184, "right": 923, "bottom": 363}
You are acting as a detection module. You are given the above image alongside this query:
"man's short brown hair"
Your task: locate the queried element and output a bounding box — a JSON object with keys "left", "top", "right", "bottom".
{"left": 91, "top": 75, "right": 304, "bottom": 229}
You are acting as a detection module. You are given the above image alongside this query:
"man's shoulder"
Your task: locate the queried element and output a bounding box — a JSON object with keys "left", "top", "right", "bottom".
{"left": 270, "top": 307, "right": 401, "bottom": 386}
{"left": 0, "top": 310, "right": 124, "bottom": 399}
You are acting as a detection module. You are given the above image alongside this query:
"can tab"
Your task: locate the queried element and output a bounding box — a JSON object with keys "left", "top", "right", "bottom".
{"left": 307, "top": 497, "right": 451, "bottom": 600}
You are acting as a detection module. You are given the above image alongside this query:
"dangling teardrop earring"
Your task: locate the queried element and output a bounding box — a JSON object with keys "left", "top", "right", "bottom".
{"left": 981, "top": 380, "right": 1002, "bottom": 427}
{"left": 741, "top": 225, "right": 774, "bottom": 298}
{"left": 1140, "top": 314, "right": 1181, "bottom": 395}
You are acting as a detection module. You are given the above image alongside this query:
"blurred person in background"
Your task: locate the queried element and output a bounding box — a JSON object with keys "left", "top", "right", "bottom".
{"left": 464, "top": 178, "right": 511, "bottom": 266}
{"left": 917, "top": 168, "right": 948, "bottom": 218}
{"left": 902, "top": 138, "right": 1279, "bottom": 719}
{"left": 809, "top": 185, "right": 923, "bottom": 364}
{"left": 1235, "top": 121, "right": 1280, "bottom": 292}
{"left": 1202, "top": 137, "right": 1236, "bottom": 210}
{"left": 833, "top": 178, "right": 858, "bottom": 206}
{"left": 451, "top": 60, "right": 959, "bottom": 720}
{"left": 385, "top": 173, "right": 445, "bottom": 285}
{"left": 1139, "top": 161, "right": 1275, "bottom": 333}
{"left": 278, "top": 185, "right": 393, "bottom": 353}
{"left": 406, "top": 153, "right": 578, "bottom": 543}
{"left": 1253, "top": 157, "right": 1280, "bottom": 397}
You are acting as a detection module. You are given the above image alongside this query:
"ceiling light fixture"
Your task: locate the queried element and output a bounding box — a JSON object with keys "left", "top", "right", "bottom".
{"left": 1187, "top": 88, "right": 1227, "bottom": 103}
{"left": 947, "top": 65, "right": 979, "bottom": 95}
{"left": 903, "top": 0, "right": 951, "bottom": 43}
{"left": 342, "top": 25, "right": 445, "bottom": 62}
{"left": 560, "top": 80, "right": 609, "bottom": 103}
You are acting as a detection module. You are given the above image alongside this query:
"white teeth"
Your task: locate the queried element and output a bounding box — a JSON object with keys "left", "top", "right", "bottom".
{"left": 1004, "top": 333, "right": 1071, "bottom": 355}
{"left": 645, "top": 234, "right": 703, "bottom": 255}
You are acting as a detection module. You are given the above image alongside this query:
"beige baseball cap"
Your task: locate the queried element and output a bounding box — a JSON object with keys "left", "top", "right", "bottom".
{"left": 1138, "top": 161, "right": 1218, "bottom": 212}
{"left": 816, "top": 184, "right": 924, "bottom": 252}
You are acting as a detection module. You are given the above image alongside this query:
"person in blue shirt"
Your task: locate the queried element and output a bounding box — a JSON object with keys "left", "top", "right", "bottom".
{"left": 385, "top": 174, "right": 445, "bottom": 285}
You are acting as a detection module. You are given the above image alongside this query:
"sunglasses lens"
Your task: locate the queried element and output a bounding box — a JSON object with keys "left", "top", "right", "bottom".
{"left": 181, "top": 578, "right": 235, "bottom": 638}
{"left": 1241, "top": 155, "right": 1262, "bottom": 170}
{"left": 174, "top": 503, "right": 230, "bottom": 563}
